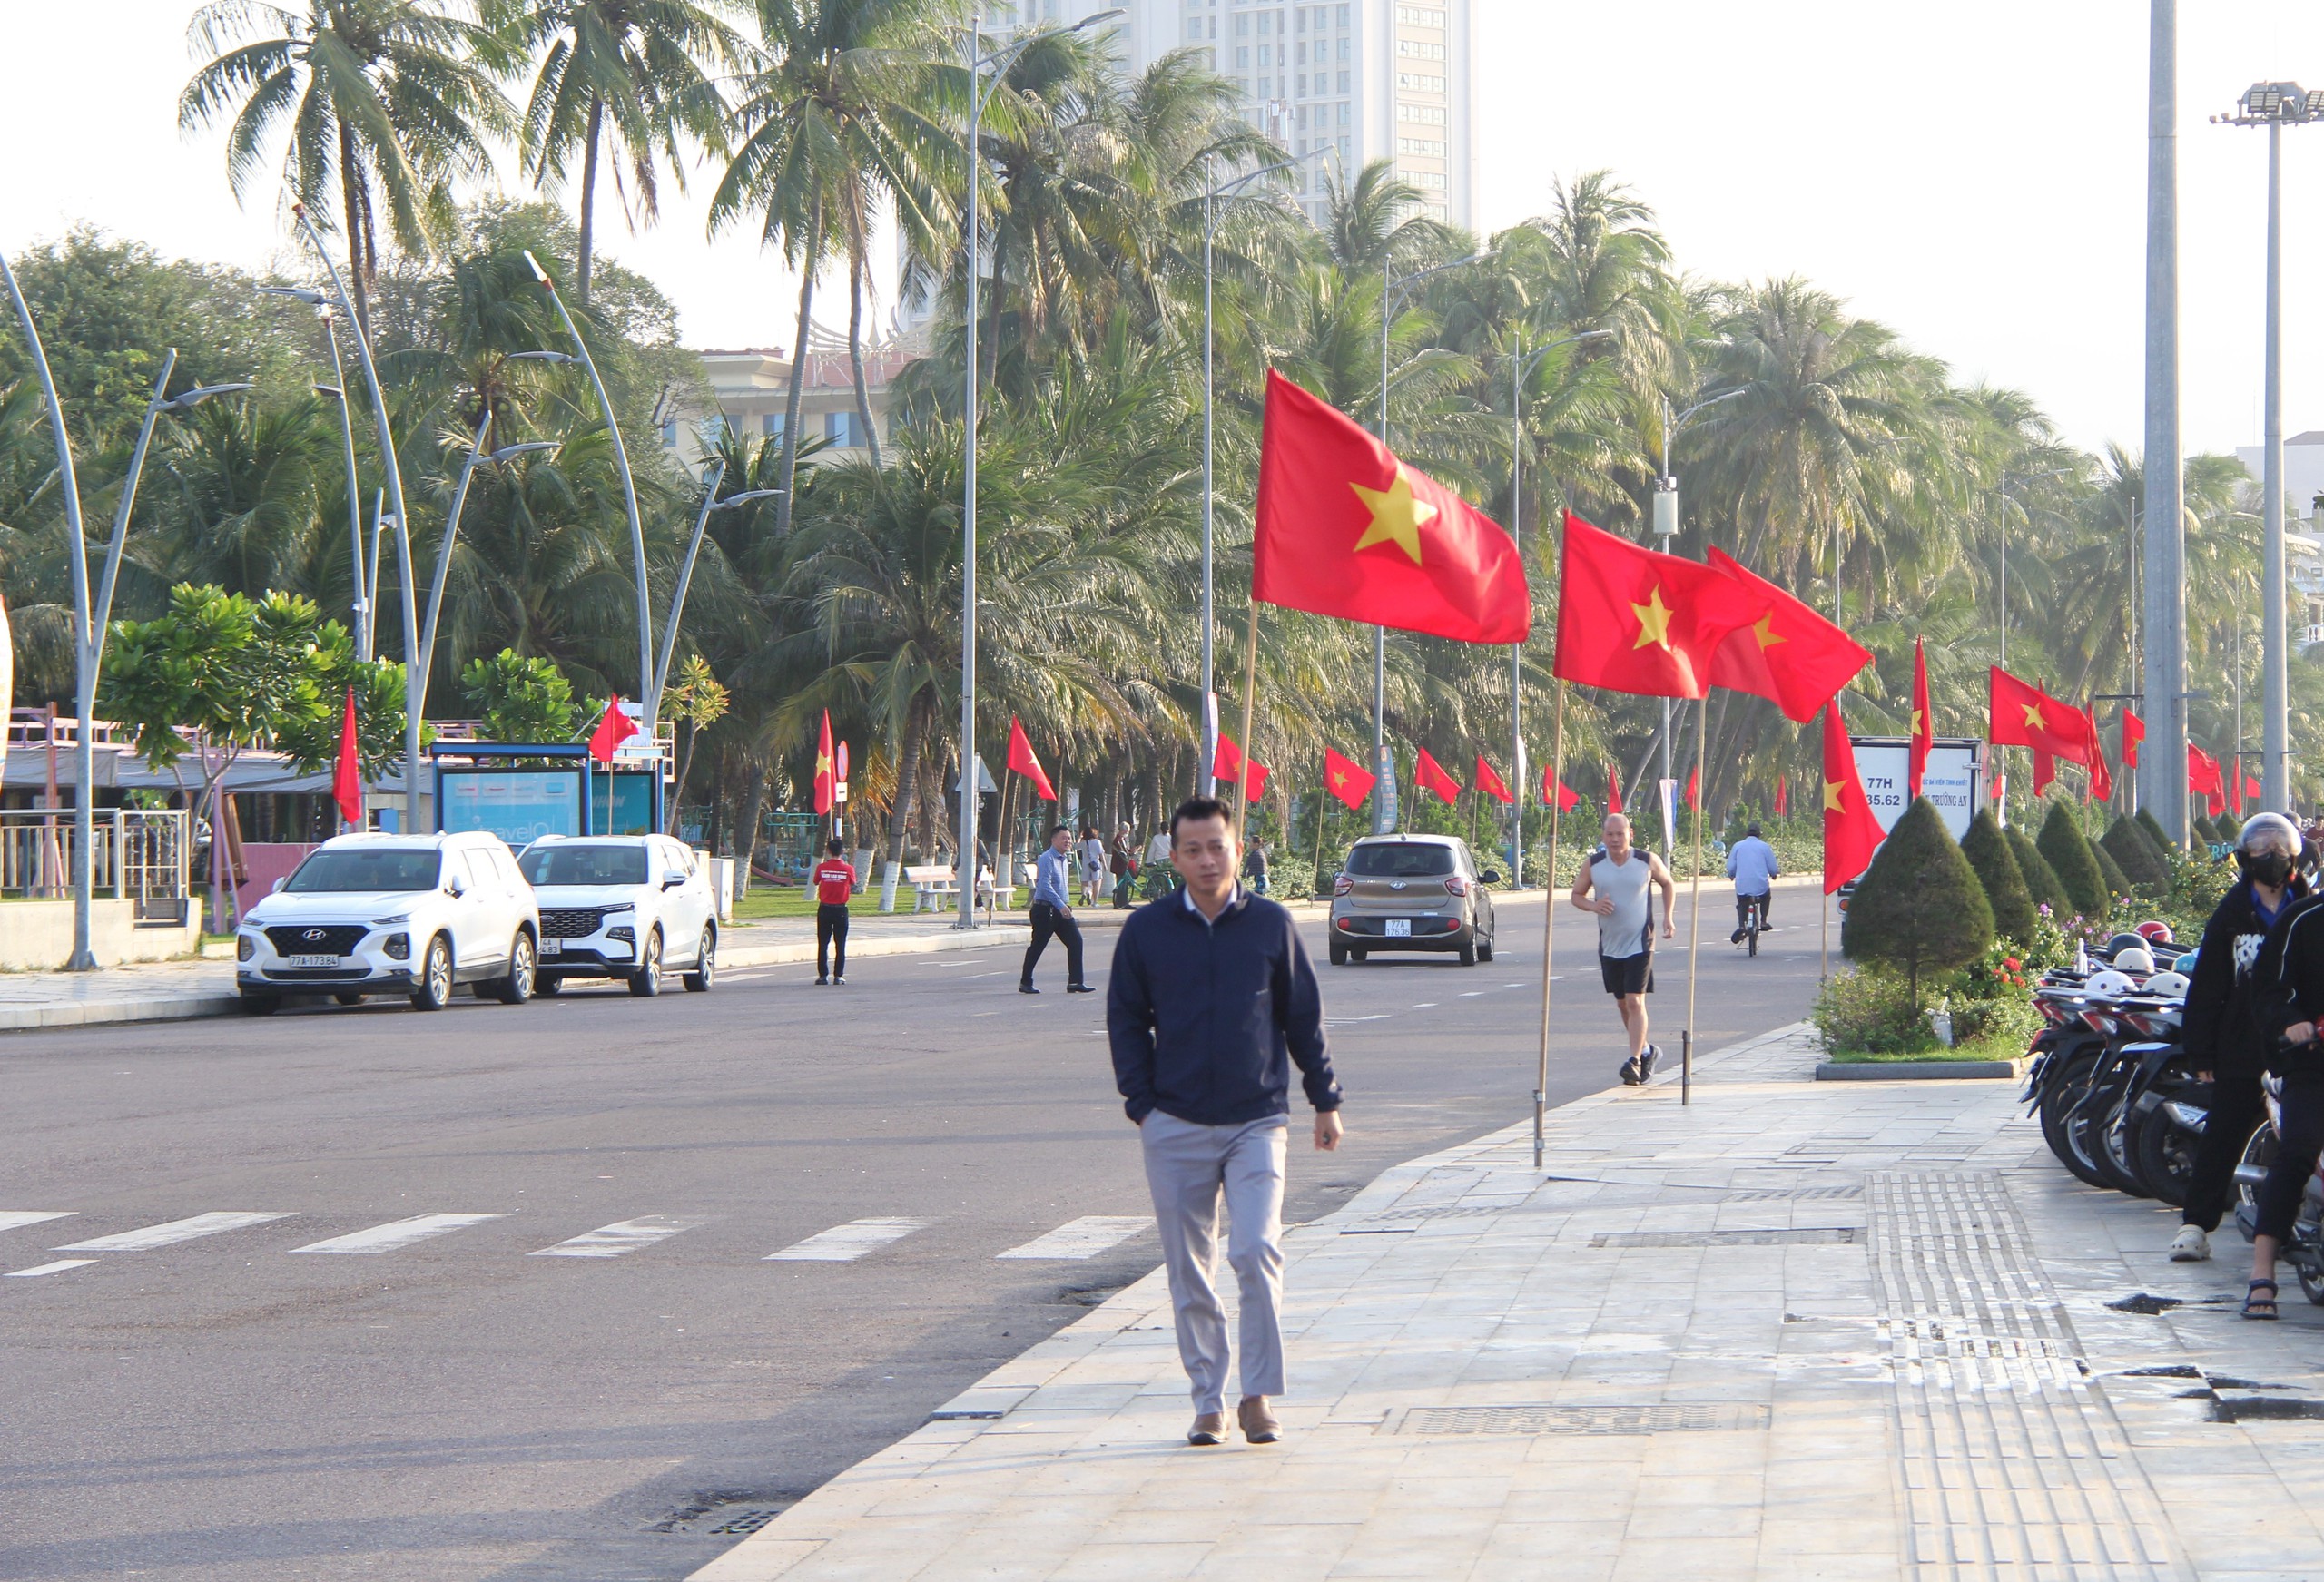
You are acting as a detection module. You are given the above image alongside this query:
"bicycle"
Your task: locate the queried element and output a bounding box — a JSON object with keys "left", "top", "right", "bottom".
{"left": 1733, "top": 890, "right": 1770, "bottom": 957}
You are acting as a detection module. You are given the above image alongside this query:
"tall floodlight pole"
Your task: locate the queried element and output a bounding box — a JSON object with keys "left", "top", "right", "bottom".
{"left": 2216, "top": 83, "right": 2323, "bottom": 811}
{"left": 1650, "top": 388, "right": 1744, "bottom": 862}
{"left": 1201, "top": 149, "right": 1328, "bottom": 792}
{"left": 290, "top": 207, "right": 423, "bottom": 832}
{"left": 1507, "top": 329, "right": 1611, "bottom": 886}
{"left": 1376, "top": 251, "right": 1487, "bottom": 834}
{"left": 2142, "top": 4, "right": 2188, "bottom": 840}
{"left": 956, "top": 6, "right": 1122, "bottom": 925}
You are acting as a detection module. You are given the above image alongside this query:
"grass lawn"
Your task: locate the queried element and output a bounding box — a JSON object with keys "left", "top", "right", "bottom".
{"left": 1826, "top": 1040, "right": 2026, "bottom": 1065}
{"left": 729, "top": 884, "right": 1031, "bottom": 923}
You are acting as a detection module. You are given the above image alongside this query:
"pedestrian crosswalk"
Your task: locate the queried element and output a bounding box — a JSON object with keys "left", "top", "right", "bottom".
{"left": 0, "top": 1205, "right": 1153, "bottom": 1278}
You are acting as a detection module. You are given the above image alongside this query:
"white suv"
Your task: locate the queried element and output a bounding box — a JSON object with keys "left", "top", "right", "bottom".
{"left": 236, "top": 832, "right": 540, "bottom": 1013}
{"left": 515, "top": 834, "right": 718, "bottom": 997}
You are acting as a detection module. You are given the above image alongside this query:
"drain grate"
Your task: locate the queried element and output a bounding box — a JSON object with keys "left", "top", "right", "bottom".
{"left": 1396, "top": 1403, "right": 1770, "bottom": 1436}
{"left": 707, "top": 1508, "right": 785, "bottom": 1536}
{"left": 1589, "top": 1226, "right": 1861, "bottom": 1248}
{"left": 1722, "top": 1185, "right": 1864, "bottom": 1203}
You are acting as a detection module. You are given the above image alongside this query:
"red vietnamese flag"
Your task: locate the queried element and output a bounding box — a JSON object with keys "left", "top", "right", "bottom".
{"left": 1413, "top": 747, "right": 1462, "bottom": 804}
{"left": 1908, "top": 637, "right": 1933, "bottom": 798}
{"left": 1323, "top": 747, "right": 1375, "bottom": 811}
{"left": 1006, "top": 716, "right": 1056, "bottom": 801}
{"left": 2121, "top": 708, "right": 2145, "bottom": 769}
{"left": 1554, "top": 515, "right": 1761, "bottom": 700}
{"left": 588, "top": 695, "right": 640, "bottom": 762}
{"left": 2188, "top": 744, "right": 2226, "bottom": 817}
{"left": 1541, "top": 765, "right": 1579, "bottom": 812}
{"left": 1476, "top": 755, "right": 1514, "bottom": 805}
{"left": 812, "top": 709, "right": 837, "bottom": 815}
{"left": 1775, "top": 774, "right": 1788, "bottom": 816}
{"left": 2246, "top": 771, "right": 2263, "bottom": 807}
{"left": 2079, "top": 707, "right": 2112, "bottom": 803}
{"left": 1822, "top": 702, "right": 1883, "bottom": 894}
{"left": 331, "top": 685, "right": 362, "bottom": 828}
{"left": 1216, "top": 732, "right": 1270, "bottom": 802}
{"left": 1990, "top": 667, "right": 2091, "bottom": 798}
{"left": 1254, "top": 370, "right": 1528, "bottom": 643}
{"left": 1684, "top": 764, "right": 1699, "bottom": 811}
{"left": 1606, "top": 763, "right": 1624, "bottom": 816}
{"left": 2230, "top": 760, "right": 2245, "bottom": 816}
{"left": 1705, "top": 546, "right": 1873, "bottom": 722}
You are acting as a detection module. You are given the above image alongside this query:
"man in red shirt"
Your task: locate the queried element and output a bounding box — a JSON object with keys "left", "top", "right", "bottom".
{"left": 813, "top": 838, "right": 857, "bottom": 985}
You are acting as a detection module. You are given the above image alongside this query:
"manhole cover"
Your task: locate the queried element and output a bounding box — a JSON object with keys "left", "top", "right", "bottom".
{"left": 1394, "top": 1403, "right": 1770, "bottom": 1436}
{"left": 1589, "top": 1227, "right": 1861, "bottom": 1248}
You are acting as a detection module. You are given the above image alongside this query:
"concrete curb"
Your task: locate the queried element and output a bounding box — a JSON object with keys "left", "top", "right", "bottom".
{"left": 1815, "top": 1057, "right": 2022, "bottom": 1081}
{"left": 0, "top": 993, "right": 242, "bottom": 1032}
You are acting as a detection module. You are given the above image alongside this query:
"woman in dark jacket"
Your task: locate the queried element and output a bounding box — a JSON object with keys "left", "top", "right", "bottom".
{"left": 2175, "top": 812, "right": 2309, "bottom": 1263}
{"left": 2236, "top": 813, "right": 2323, "bottom": 1317}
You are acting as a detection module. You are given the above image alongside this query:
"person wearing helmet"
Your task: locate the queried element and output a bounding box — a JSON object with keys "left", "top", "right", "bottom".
{"left": 2173, "top": 811, "right": 2309, "bottom": 1268}
{"left": 1726, "top": 822, "right": 1779, "bottom": 944}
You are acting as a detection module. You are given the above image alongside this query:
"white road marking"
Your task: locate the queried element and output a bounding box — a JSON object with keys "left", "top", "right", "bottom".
{"left": 1460, "top": 991, "right": 1488, "bottom": 997}
{"left": 290, "top": 1213, "right": 508, "bottom": 1254}
{"left": 54, "top": 1212, "right": 295, "bottom": 1253}
{"left": 1413, "top": 1002, "right": 1438, "bottom": 1008}
{"left": 1326, "top": 1014, "right": 1391, "bottom": 1025}
{"left": 998, "top": 1215, "right": 1149, "bottom": 1260}
{"left": 5, "top": 1259, "right": 94, "bottom": 1278}
{"left": 0, "top": 1212, "right": 76, "bottom": 1234}
{"left": 529, "top": 1215, "right": 709, "bottom": 1259}
{"left": 766, "top": 1217, "right": 929, "bottom": 1262}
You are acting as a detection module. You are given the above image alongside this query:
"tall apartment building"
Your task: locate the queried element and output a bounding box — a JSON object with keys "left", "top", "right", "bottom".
{"left": 1031, "top": 0, "right": 1477, "bottom": 231}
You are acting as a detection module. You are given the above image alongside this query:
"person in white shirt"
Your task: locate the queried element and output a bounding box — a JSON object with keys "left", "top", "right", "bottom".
{"left": 1081, "top": 829, "right": 1108, "bottom": 906}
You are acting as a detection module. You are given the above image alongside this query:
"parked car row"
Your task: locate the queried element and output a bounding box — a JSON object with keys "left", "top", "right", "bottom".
{"left": 235, "top": 830, "right": 721, "bottom": 1014}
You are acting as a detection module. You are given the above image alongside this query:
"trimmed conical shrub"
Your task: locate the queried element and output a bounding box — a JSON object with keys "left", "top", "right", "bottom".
{"left": 2006, "top": 824, "right": 2074, "bottom": 919}
{"left": 2093, "top": 840, "right": 2132, "bottom": 904}
{"left": 2217, "top": 811, "right": 2244, "bottom": 843}
{"left": 2137, "top": 806, "right": 2179, "bottom": 853}
{"left": 1961, "top": 809, "right": 2036, "bottom": 942}
{"left": 1842, "top": 798, "right": 1996, "bottom": 1002}
{"left": 2102, "top": 817, "right": 2171, "bottom": 894}
{"left": 2037, "top": 800, "right": 2110, "bottom": 919}
{"left": 2191, "top": 813, "right": 2220, "bottom": 845}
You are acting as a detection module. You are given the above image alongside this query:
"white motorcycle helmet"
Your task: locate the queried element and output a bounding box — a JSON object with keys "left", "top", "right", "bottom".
{"left": 2081, "top": 968, "right": 2136, "bottom": 998}
{"left": 2143, "top": 970, "right": 2191, "bottom": 999}
{"left": 2112, "top": 946, "right": 2156, "bottom": 975}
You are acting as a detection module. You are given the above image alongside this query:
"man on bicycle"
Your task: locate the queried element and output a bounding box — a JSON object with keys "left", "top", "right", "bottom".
{"left": 1726, "top": 822, "right": 1779, "bottom": 944}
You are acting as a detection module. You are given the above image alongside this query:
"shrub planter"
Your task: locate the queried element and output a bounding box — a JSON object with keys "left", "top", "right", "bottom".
{"left": 1815, "top": 1056, "right": 2024, "bottom": 1081}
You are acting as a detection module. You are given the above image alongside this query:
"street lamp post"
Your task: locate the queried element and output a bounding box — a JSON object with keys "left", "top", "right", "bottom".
{"left": 416, "top": 423, "right": 562, "bottom": 721}
{"left": 2142, "top": 3, "right": 2188, "bottom": 842}
{"left": 1650, "top": 388, "right": 1744, "bottom": 863}
{"left": 1507, "top": 329, "right": 1610, "bottom": 887}
{"left": 2216, "top": 81, "right": 2324, "bottom": 812}
{"left": 1374, "top": 251, "right": 1487, "bottom": 834}
{"left": 655, "top": 467, "right": 781, "bottom": 708}
{"left": 955, "top": 6, "right": 1122, "bottom": 926}
{"left": 1200, "top": 148, "right": 1329, "bottom": 791}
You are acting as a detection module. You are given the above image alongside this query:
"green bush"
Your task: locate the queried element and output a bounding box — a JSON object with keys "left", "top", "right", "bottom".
{"left": 1812, "top": 965, "right": 1938, "bottom": 1056}
{"left": 1960, "top": 809, "right": 2036, "bottom": 942}
{"left": 2093, "top": 840, "right": 2132, "bottom": 906}
{"left": 1842, "top": 798, "right": 1996, "bottom": 1001}
{"left": 2037, "top": 801, "right": 2110, "bottom": 919}
{"left": 2191, "top": 813, "right": 2220, "bottom": 845}
{"left": 2137, "top": 806, "right": 2179, "bottom": 853}
{"left": 2101, "top": 817, "right": 2171, "bottom": 894}
{"left": 2217, "top": 812, "right": 2244, "bottom": 843}
{"left": 2006, "top": 824, "right": 2074, "bottom": 919}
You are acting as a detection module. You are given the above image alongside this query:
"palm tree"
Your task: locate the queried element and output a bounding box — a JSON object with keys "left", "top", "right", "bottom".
{"left": 182, "top": 0, "right": 509, "bottom": 331}
{"left": 489, "top": 0, "right": 743, "bottom": 306}
{"left": 709, "top": 0, "right": 955, "bottom": 522}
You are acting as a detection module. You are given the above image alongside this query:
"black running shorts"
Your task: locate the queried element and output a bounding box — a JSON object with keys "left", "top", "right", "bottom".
{"left": 1599, "top": 951, "right": 1654, "bottom": 996}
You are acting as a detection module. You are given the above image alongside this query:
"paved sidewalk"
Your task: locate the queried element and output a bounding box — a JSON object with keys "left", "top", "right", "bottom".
{"left": 689, "top": 1023, "right": 2324, "bottom": 1582}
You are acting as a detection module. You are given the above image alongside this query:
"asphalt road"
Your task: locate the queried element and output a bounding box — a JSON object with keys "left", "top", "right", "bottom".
{"left": 0, "top": 887, "right": 1835, "bottom": 1581}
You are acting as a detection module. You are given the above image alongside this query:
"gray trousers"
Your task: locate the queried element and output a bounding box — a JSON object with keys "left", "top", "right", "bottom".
{"left": 1138, "top": 1109, "right": 1288, "bottom": 1413}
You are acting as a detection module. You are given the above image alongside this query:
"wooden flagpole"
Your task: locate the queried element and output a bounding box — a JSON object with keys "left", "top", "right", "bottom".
{"left": 1682, "top": 694, "right": 1707, "bottom": 1105}
{"left": 1534, "top": 681, "right": 1566, "bottom": 1170}
{"left": 1235, "top": 595, "right": 1261, "bottom": 841}
{"left": 1314, "top": 757, "right": 1331, "bottom": 898}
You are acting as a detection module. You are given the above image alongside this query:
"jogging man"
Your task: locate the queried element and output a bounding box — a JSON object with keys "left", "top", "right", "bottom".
{"left": 1726, "top": 821, "right": 1779, "bottom": 943}
{"left": 1108, "top": 795, "right": 1342, "bottom": 1448}
{"left": 812, "top": 838, "right": 856, "bottom": 986}
{"left": 1571, "top": 812, "right": 1676, "bottom": 1085}
{"left": 1021, "top": 824, "right": 1095, "bottom": 995}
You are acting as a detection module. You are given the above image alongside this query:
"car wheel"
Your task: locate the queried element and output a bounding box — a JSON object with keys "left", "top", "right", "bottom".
{"left": 409, "top": 935, "right": 455, "bottom": 1011}
{"left": 628, "top": 929, "right": 664, "bottom": 997}
{"left": 535, "top": 974, "right": 563, "bottom": 997}
{"left": 1329, "top": 939, "right": 1348, "bottom": 967}
{"left": 683, "top": 926, "right": 715, "bottom": 993}
{"left": 240, "top": 992, "right": 281, "bottom": 1017}
{"left": 1477, "top": 937, "right": 1495, "bottom": 963}
{"left": 334, "top": 992, "right": 364, "bottom": 1007}
{"left": 494, "top": 932, "right": 535, "bottom": 1005}
{"left": 1458, "top": 938, "right": 1479, "bottom": 967}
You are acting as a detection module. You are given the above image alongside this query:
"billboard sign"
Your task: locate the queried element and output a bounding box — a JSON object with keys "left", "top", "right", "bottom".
{"left": 439, "top": 768, "right": 582, "bottom": 847}
{"left": 1849, "top": 737, "right": 1985, "bottom": 844}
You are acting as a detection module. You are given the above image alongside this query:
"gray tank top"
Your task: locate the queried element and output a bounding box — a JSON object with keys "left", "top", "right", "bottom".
{"left": 1590, "top": 847, "right": 1655, "bottom": 958}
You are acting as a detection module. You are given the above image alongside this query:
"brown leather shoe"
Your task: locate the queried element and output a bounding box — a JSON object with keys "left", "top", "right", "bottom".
{"left": 1187, "top": 1411, "right": 1226, "bottom": 1446}
{"left": 1237, "top": 1396, "right": 1280, "bottom": 1444}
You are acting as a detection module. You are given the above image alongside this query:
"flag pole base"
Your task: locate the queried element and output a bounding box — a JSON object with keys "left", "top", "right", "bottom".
{"left": 1532, "top": 1090, "right": 1545, "bottom": 1171}
{"left": 1680, "top": 1030, "right": 1691, "bottom": 1105}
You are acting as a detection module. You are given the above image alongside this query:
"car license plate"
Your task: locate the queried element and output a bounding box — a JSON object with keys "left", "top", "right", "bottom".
{"left": 287, "top": 954, "right": 340, "bottom": 968}
{"left": 540, "top": 939, "right": 562, "bottom": 955}
{"left": 1385, "top": 919, "right": 1412, "bottom": 938}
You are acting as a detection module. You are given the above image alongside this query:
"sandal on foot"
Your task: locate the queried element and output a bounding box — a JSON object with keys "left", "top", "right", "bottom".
{"left": 2245, "top": 1278, "right": 2280, "bottom": 1320}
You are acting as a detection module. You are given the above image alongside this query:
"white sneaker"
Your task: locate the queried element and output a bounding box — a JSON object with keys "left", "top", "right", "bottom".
{"left": 2169, "top": 1226, "right": 2210, "bottom": 1263}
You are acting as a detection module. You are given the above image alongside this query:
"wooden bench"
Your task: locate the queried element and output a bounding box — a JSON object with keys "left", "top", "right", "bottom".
{"left": 903, "top": 863, "right": 996, "bottom": 918}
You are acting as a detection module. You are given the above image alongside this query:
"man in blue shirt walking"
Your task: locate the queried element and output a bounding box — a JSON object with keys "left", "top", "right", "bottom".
{"left": 1108, "top": 796, "right": 1343, "bottom": 1448}
{"left": 1726, "top": 822, "right": 1780, "bottom": 942}
{"left": 1021, "top": 824, "right": 1094, "bottom": 994}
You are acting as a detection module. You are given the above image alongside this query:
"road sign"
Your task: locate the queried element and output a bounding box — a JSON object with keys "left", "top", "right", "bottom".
{"left": 836, "top": 742, "right": 850, "bottom": 782}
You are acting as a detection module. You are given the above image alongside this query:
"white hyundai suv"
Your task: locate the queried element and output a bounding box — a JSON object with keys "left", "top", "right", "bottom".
{"left": 236, "top": 832, "right": 540, "bottom": 1014}
{"left": 516, "top": 834, "right": 718, "bottom": 997}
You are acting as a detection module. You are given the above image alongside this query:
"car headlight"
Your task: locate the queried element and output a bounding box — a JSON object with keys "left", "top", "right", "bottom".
{"left": 382, "top": 932, "right": 410, "bottom": 961}
{"left": 602, "top": 906, "right": 635, "bottom": 919}
{"left": 372, "top": 914, "right": 409, "bottom": 928}
{"left": 237, "top": 933, "right": 255, "bottom": 962}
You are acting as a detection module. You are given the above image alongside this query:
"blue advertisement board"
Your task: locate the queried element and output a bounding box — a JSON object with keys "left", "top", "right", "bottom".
{"left": 439, "top": 769, "right": 582, "bottom": 847}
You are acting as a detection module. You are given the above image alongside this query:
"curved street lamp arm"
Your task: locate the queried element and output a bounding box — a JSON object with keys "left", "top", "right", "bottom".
{"left": 653, "top": 458, "right": 726, "bottom": 715}
{"left": 417, "top": 411, "right": 494, "bottom": 724}
{"left": 91, "top": 350, "right": 180, "bottom": 684}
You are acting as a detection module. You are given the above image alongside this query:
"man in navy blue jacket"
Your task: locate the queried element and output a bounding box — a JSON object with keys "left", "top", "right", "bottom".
{"left": 1108, "top": 795, "right": 1342, "bottom": 1448}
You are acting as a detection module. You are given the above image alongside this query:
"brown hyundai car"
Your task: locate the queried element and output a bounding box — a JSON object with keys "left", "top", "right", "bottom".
{"left": 1327, "top": 834, "right": 1499, "bottom": 967}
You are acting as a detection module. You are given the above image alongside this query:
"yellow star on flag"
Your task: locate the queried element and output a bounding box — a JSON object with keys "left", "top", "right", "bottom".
{"left": 815, "top": 748, "right": 833, "bottom": 781}
{"left": 2021, "top": 703, "right": 2046, "bottom": 732}
{"left": 1910, "top": 708, "right": 1925, "bottom": 735}
{"left": 1751, "top": 613, "right": 1786, "bottom": 649}
{"left": 1631, "top": 585, "right": 1674, "bottom": 650}
{"left": 1328, "top": 768, "right": 1347, "bottom": 790}
{"left": 1349, "top": 467, "right": 1438, "bottom": 564}
{"left": 1823, "top": 778, "right": 1846, "bottom": 813}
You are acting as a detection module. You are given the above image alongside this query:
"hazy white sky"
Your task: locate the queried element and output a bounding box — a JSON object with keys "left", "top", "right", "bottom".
{"left": 5, "top": 1, "right": 2323, "bottom": 458}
